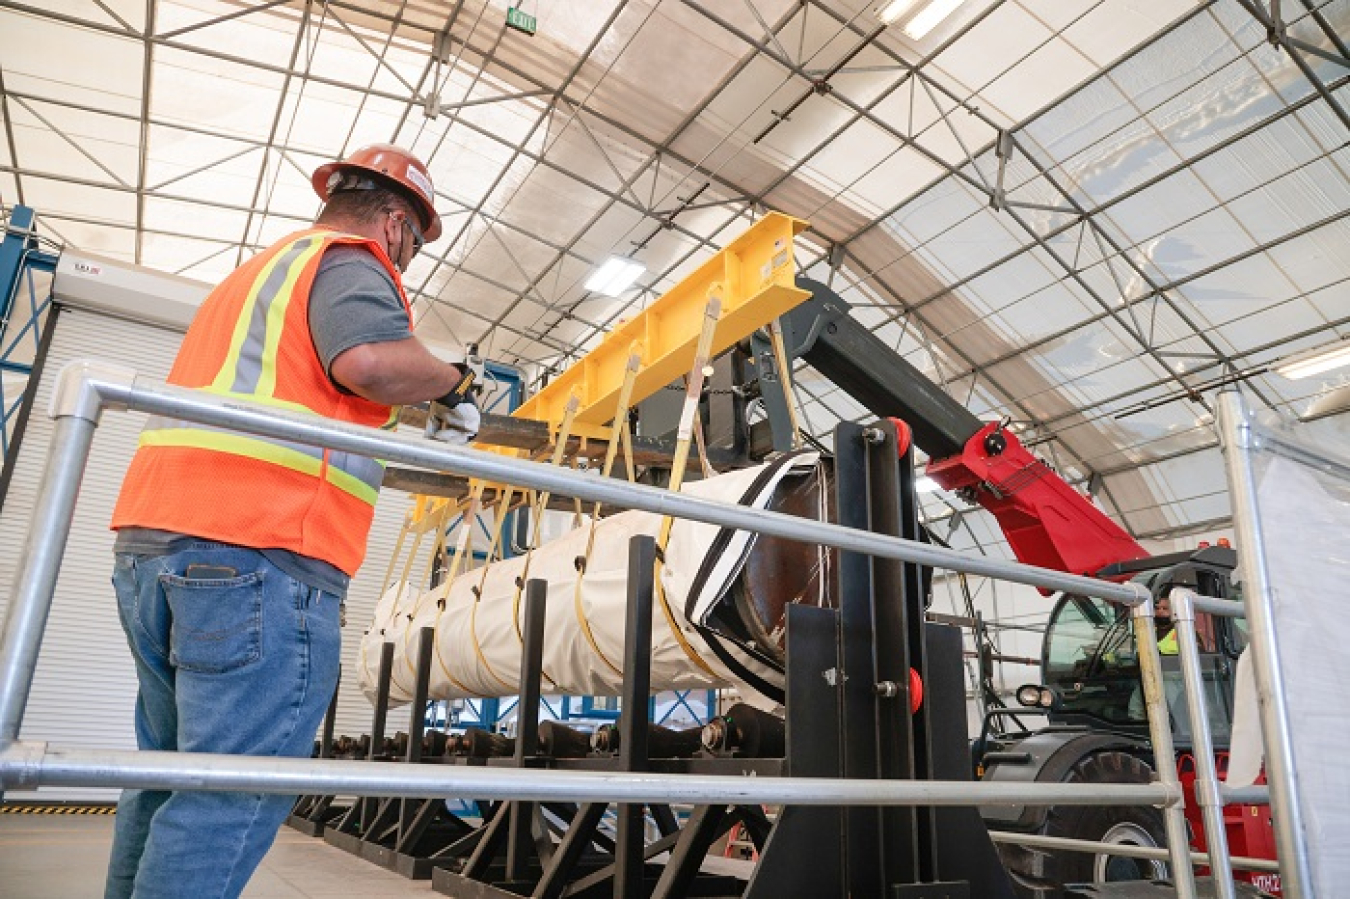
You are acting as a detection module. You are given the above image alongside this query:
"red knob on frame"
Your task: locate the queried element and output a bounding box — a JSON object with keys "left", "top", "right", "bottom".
{"left": 888, "top": 417, "right": 913, "bottom": 457}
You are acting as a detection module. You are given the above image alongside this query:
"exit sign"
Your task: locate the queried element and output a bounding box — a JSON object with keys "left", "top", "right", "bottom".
{"left": 506, "top": 6, "right": 537, "bottom": 35}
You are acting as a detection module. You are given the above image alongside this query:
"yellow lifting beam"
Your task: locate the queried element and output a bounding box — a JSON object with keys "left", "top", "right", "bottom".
{"left": 513, "top": 211, "right": 810, "bottom": 432}
{"left": 402, "top": 213, "right": 809, "bottom": 529}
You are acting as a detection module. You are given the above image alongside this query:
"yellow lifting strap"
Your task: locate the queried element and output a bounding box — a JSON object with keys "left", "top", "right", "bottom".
{"left": 467, "top": 482, "right": 520, "bottom": 693}
{"left": 428, "top": 482, "right": 485, "bottom": 694}
{"left": 768, "top": 316, "right": 804, "bottom": 450}
{"left": 653, "top": 295, "right": 723, "bottom": 680}
{"left": 510, "top": 394, "right": 581, "bottom": 636}
{"left": 376, "top": 495, "right": 445, "bottom": 696}
{"left": 505, "top": 393, "right": 581, "bottom": 689}
{"left": 572, "top": 345, "right": 643, "bottom": 677}
{"left": 407, "top": 499, "right": 455, "bottom": 620}
{"left": 388, "top": 494, "right": 456, "bottom": 688}
{"left": 377, "top": 501, "right": 414, "bottom": 601}
{"left": 619, "top": 420, "right": 637, "bottom": 483}
{"left": 398, "top": 498, "right": 455, "bottom": 686}
{"left": 691, "top": 405, "right": 716, "bottom": 479}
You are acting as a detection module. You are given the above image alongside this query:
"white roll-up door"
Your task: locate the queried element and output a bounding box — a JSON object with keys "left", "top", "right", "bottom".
{"left": 0, "top": 306, "right": 411, "bottom": 800}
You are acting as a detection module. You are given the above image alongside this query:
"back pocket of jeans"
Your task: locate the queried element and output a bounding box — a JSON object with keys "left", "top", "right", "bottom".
{"left": 161, "top": 571, "right": 265, "bottom": 674}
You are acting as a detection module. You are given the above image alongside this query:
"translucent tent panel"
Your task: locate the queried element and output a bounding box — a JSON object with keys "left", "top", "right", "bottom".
{"left": 8, "top": 98, "right": 141, "bottom": 187}
{"left": 493, "top": 163, "right": 615, "bottom": 240}
{"left": 44, "top": 0, "right": 146, "bottom": 31}
{"left": 882, "top": 175, "right": 987, "bottom": 247}
{"left": 139, "top": 231, "right": 235, "bottom": 281}
{"left": 970, "top": 31, "right": 1099, "bottom": 125}
{"left": 595, "top": 2, "right": 772, "bottom": 119}
{"left": 978, "top": 279, "right": 1098, "bottom": 348}
{"left": 539, "top": 112, "right": 649, "bottom": 194}
{"left": 5, "top": 0, "right": 1349, "bottom": 549}
{"left": 1264, "top": 217, "right": 1350, "bottom": 298}
{"left": 0, "top": 9, "right": 144, "bottom": 118}
{"left": 1174, "top": 252, "right": 1310, "bottom": 325}
{"left": 929, "top": 2, "right": 1058, "bottom": 96}
{"left": 800, "top": 119, "right": 901, "bottom": 198}
{"left": 842, "top": 145, "right": 947, "bottom": 218}
{"left": 150, "top": 47, "right": 287, "bottom": 143}
{"left": 460, "top": 223, "right": 561, "bottom": 292}
{"left": 1225, "top": 155, "right": 1350, "bottom": 245}
{"left": 1302, "top": 278, "right": 1350, "bottom": 327}
{"left": 917, "top": 206, "right": 1034, "bottom": 285}
{"left": 164, "top": 4, "right": 330, "bottom": 90}
{"left": 21, "top": 175, "right": 135, "bottom": 227}
{"left": 31, "top": 215, "right": 137, "bottom": 262}
{"left": 454, "top": 88, "right": 554, "bottom": 151}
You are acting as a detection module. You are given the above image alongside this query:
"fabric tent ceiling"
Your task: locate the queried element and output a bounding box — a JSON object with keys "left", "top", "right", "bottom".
{"left": 2, "top": 0, "right": 1348, "bottom": 555}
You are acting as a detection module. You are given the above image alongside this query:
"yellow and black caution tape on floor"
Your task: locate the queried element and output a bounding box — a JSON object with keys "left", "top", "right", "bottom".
{"left": 0, "top": 804, "right": 116, "bottom": 815}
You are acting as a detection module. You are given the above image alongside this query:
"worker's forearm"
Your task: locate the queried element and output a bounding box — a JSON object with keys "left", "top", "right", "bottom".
{"left": 329, "top": 338, "right": 465, "bottom": 406}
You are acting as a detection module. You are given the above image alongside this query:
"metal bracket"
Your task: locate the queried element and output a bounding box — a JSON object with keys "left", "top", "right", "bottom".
{"left": 49, "top": 360, "right": 137, "bottom": 422}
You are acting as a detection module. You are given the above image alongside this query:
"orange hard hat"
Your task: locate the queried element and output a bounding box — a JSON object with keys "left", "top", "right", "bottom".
{"left": 312, "top": 143, "right": 443, "bottom": 243}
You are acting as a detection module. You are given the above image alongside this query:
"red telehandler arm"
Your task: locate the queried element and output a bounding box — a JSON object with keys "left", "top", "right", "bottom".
{"left": 760, "top": 277, "right": 1149, "bottom": 579}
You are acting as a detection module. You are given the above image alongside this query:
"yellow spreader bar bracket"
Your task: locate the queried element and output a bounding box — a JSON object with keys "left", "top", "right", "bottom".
{"left": 514, "top": 211, "right": 810, "bottom": 431}
{"left": 404, "top": 213, "right": 809, "bottom": 527}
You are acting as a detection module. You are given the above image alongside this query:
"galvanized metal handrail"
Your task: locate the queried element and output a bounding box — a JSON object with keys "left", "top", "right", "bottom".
{"left": 1, "top": 742, "right": 1174, "bottom": 808}
{"left": 0, "top": 362, "right": 1272, "bottom": 899}
{"left": 986, "top": 830, "right": 1280, "bottom": 874}
{"left": 40, "top": 362, "right": 1164, "bottom": 605}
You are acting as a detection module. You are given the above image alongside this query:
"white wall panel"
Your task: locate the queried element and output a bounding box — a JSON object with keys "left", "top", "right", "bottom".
{"left": 0, "top": 306, "right": 412, "bottom": 799}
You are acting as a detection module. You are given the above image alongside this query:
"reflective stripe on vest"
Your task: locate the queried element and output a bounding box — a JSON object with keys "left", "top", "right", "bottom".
{"left": 153, "top": 232, "right": 391, "bottom": 506}
{"left": 138, "top": 415, "right": 385, "bottom": 505}
{"left": 214, "top": 236, "right": 327, "bottom": 398}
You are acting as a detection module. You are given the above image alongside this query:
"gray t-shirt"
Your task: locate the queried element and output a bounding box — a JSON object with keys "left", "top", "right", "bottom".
{"left": 114, "top": 244, "right": 414, "bottom": 598}
{"left": 308, "top": 244, "right": 413, "bottom": 382}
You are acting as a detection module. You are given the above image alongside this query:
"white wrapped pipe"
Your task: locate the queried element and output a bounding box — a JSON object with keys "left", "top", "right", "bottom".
{"left": 359, "top": 453, "right": 825, "bottom": 709}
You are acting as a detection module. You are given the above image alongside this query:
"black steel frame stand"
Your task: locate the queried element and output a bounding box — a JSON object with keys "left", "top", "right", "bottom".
{"left": 292, "top": 419, "right": 1016, "bottom": 897}
{"left": 433, "top": 578, "right": 558, "bottom": 898}
{"left": 432, "top": 541, "right": 748, "bottom": 899}
{"left": 288, "top": 632, "right": 475, "bottom": 877}
{"left": 357, "top": 627, "right": 476, "bottom": 878}
{"left": 743, "top": 420, "right": 1014, "bottom": 899}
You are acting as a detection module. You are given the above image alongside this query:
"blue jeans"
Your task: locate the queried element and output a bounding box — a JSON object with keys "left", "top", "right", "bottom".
{"left": 105, "top": 543, "right": 342, "bottom": 899}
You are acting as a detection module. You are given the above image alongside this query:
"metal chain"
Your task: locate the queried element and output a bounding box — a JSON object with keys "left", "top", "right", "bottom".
{"left": 660, "top": 382, "right": 741, "bottom": 396}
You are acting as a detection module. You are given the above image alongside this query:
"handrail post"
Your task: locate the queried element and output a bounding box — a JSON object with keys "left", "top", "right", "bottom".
{"left": 0, "top": 362, "right": 136, "bottom": 747}
{"left": 1131, "top": 597, "right": 1197, "bottom": 899}
{"left": 1216, "top": 389, "right": 1311, "bottom": 898}
{"left": 1170, "top": 588, "right": 1235, "bottom": 899}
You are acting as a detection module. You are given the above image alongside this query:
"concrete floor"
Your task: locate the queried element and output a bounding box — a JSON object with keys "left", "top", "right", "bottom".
{"left": 0, "top": 815, "right": 439, "bottom": 898}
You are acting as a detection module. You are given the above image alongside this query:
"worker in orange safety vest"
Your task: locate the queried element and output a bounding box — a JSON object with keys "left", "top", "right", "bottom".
{"left": 105, "top": 144, "right": 477, "bottom": 899}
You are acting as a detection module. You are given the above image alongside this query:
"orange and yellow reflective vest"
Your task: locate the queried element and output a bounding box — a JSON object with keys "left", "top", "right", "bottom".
{"left": 111, "top": 228, "right": 412, "bottom": 576}
{"left": 1158, "top": 628, "right": 1179, "bottom": 655}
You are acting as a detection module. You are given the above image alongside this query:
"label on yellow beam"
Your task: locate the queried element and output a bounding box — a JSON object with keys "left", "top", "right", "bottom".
{"left": 514, "top": 212, "right": 809, "bottom": 429}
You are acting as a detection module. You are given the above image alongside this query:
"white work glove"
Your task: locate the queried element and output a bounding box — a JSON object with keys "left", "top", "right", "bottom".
{"left": 426, "top": 397, "right": 480, "bottom": 445}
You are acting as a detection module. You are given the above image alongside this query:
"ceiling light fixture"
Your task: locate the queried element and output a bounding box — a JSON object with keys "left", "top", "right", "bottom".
{"left": 903, "top": 0, "right": 965, "bottom": 39}
{"left": 584, "top": 257, "right": 645, "bottom": 297}
{"left": 1302, "top": 384, "right": 1350, "bottom": 422}
{"left": 876, "top": 0, "right": 921, "bottom": 25}
{"left": 1275, "top": 339, "right": 1350, "bottom": 380}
